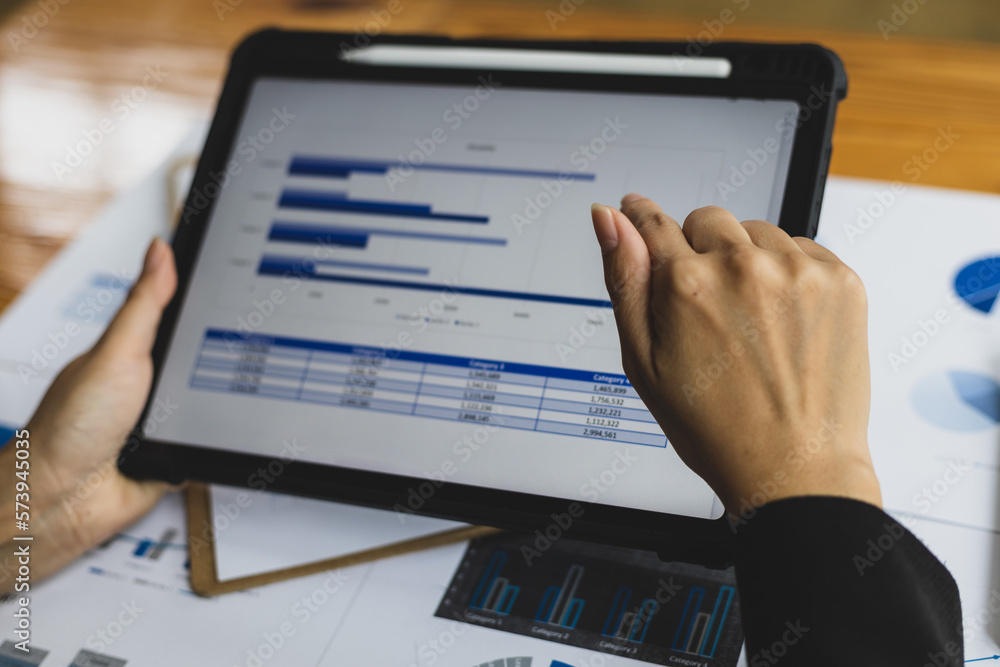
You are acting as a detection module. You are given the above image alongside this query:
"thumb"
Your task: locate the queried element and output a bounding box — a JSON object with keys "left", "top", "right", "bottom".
{"left": 96, "top": 238, "right": 177, "bottom": 359}
{"left": 591, "top": 203, "right": 653, "bottom": 359}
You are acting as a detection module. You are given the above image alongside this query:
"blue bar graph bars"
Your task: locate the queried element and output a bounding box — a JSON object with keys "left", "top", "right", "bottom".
{"left": 288, "top": 155, "right": 597, "bottom": 182}
{"left": 256, "top": 258, "right": 615, "bottom": 309}
{"left": 268, "top": 222, "right": 508, "bottom": 248}
{"left": 535, "top": 565, "right": 586, "bottom": 629}
{"left": 259, "top": 254, "right": 429, "bottom": 276}
{"left": 128, "top": 528, "right": 181, "bottom": 561}
{"left": 269, "top": 224, "right": 370, "bottom": 248}
{"left": 602, "top": 587, "right": 660, "bottom": 643}
{"left": 438, "top": 532, "right": 744, "bottom": 666}
{"left": 279, "top": 189, "right": 489, "bottom": 224}
{"left": 471, "top": 552, "right": 520, "bottom": 615}
{"left": 671, "top": 586, "right": 736, "bottom": 658}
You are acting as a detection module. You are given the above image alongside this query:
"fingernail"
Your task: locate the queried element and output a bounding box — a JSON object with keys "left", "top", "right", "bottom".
{"left": 143, "top": 238, "right": 166, "bottom": 275}
{"left": 591, "top": 203, "right": 619, "bottom": 254}
{"left": 620, "top": 192, "right": 643, "bottom": 206}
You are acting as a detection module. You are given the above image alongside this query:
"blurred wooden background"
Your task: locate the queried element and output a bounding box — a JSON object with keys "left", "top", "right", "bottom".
{"left": 1, "top": 0, "right": 999, "bottom": 315}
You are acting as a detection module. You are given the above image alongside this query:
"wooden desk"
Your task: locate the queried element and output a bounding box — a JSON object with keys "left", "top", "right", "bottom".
{"left": 2, "top": 0, "right": 999, "bottom": 315}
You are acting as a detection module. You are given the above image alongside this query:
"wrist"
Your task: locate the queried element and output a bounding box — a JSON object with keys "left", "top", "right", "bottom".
{"left": 16, "top": 422, "right": 76, "bottom": 508}
{"left": 724, "top": 448, "right": 882, "bottom": 515}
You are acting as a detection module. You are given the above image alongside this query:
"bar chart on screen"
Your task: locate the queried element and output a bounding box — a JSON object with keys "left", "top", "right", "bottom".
{"left": 214, "top": 136, "right": 719, "bottom": 337}
{"left": 436, "top": 533, "right": 743, "bottom": 666}
{"left": 247, "top": 149, "right": 611, "bottom": 308}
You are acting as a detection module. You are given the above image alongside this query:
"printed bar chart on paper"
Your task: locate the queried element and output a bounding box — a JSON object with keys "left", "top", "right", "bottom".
{"left": 436, "top": 533, "right": 743, "bottom": 666}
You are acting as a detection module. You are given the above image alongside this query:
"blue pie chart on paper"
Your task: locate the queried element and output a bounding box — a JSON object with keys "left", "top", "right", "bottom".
{"left": 0, "top": 424, "right": 16, "bottom": 447}
{"left": 955, "top": 257, "right": 1000, "bottom": 314}
{"left": 912, "top": 370, "right": 1000, "bottom": 432}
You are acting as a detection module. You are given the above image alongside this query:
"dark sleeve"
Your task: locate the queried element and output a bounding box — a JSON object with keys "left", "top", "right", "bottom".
{"left": 734, "top": 496, "right": 963, "bottom": 666}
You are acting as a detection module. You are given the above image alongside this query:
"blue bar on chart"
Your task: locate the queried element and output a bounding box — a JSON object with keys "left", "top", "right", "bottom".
{"left": 535, "top": 565, "right": 586, "bottom": 628}
{"left": 132, "top": 539, "right": 152, "bottom": 558}
{"left": 255, "top": 258, "right": 614, "bottom": 309}
{"left": 259, "top": 254, "right": 430, "bottom": 276}
{"left": 672, "top": 586, "right": 736, "bottom": 657}
{"left": 268, "top": 221, "right": 508, "bottom": 247}
{"left": 602, "top": 587, "right": 659, "bottom": 643}
{"left": 188, "top": 328, "right": 667, "bottom": 448}
{"left": 268, "top": 224, "right": 370, "bottom": 248}
{"left": 440, "top": 532, "right": 744, "bottom": 666}
{"left": 127, "top": 528, "right": 183, "bottom": 561}
{"left": 288, "top": 155, "right": 597, "bottom": 182}
{"left": 470, "top": 552, "right": 520, "bottom": 615}
{"left": 278, "top": 189, "right": 489, "bottom": 224}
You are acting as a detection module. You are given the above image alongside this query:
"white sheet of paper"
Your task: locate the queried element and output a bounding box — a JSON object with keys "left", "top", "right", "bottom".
{"left": 0, "top": 125, "right": 205, "bottom": 431}
{"left": 816, "top": 177, "right": 1000, "bottom": 534}
{"left": 0, "top": 493, "right": 373, "bottom": 667}
{"left": 209, "top": 484, "right": 467, "bottom": 581}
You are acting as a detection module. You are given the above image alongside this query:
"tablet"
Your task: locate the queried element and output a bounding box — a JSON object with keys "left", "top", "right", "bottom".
{"left": 121, "top": 31, "right": 846, "bottom": 564}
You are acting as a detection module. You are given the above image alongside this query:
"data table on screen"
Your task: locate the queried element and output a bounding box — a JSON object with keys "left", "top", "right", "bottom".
{"left": 188, "top": 329, "right": 667, "bottom": 449}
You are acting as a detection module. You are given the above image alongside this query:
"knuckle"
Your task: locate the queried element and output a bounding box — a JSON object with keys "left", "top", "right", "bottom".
{"left": 725, "top": 244, "right": 772, "bottom": 279}
{"left": 686, "top": 205, "right": 730, "bottom": 224}
{"left": 665, "top": 256, "right": 712, "bottom": 295}
{"left": 836, "top": 264, "right": 868, "bottom": 301}
{"left": 633, "top": 209, "right": 670, "bottom": 232}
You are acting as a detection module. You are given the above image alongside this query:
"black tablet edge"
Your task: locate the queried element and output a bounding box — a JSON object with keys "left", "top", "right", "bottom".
{"left": 119, "top": 30, "right": 847, "bottom": 566}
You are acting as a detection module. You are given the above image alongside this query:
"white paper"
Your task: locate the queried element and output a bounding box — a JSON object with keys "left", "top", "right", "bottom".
{"left": 0, "top": 124, "right": 205, "bottom": 432}
{"left": 816, "top": 178, "right": 1000, "bottom": 533}
{"left": 210, "top": 484, "right": 467, "bottom": 581}
{"left": 0, "top": 493, "right": 371, "bottom": 667}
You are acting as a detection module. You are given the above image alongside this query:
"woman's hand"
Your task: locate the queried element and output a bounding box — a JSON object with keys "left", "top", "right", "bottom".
{"left": 591, "top": 195, "right": 881, "bottom": 514}
{"left": 0, "top": 238, "right": 177, "bottom": 588}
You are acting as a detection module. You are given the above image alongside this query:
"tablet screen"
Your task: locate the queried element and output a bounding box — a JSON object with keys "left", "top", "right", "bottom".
{"left": 147, "top": 78, "right": 799, "bottom": 521}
